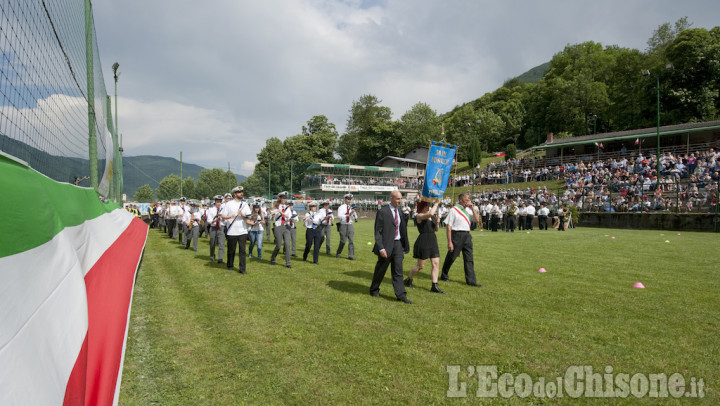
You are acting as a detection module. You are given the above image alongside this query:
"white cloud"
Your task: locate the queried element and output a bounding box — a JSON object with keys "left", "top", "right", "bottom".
{"left": 90, "top": 0, "right": 720, "bottom": 177}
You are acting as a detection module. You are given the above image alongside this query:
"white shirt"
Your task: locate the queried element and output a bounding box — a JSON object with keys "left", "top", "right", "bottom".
{"left": 337, "top": 203, "right": 357, "bottom": 224}
{"left": 444, "top": 205, "right": 473, "bottom": 231}
{"left": 389, "top": 205, "right": 401, "bottom": 240}
{"left": 273, "top": 204, "right": 293, "bottom": 227}
{"left": 538, "top": 207, "right": 550, "bottom": 216}
{"left": 249, "top": 210, "right": 265, "bottom": 232}
{"left": 206, "top": 206, "right": 222, "bottom": 228}
{"left": 318, "top": 207, "right": 334, "bottom": 226}
{"left": 221, "top": 199, "right": 251, "bottom": 236}
{"left": 525, "top": 205, "right": 536, "bottom": 216}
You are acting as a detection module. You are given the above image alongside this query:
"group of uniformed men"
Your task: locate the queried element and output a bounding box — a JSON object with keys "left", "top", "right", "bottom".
{"left": 149, "top": 188, "right": 359, "bottom": 273}
{"left": 468, "top": 199, "right": 570, "bottom": 232}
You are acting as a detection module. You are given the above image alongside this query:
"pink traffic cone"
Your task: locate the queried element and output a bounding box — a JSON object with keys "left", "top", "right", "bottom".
{"left": 633, "top": 282, "right": 645, "bottom": 289}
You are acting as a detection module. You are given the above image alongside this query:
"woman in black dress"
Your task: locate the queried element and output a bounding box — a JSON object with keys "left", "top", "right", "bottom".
{"left": 404, "top": 200, "right": 444, "bottom": 293}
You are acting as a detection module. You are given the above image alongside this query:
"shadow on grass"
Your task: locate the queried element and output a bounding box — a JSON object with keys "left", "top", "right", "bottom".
{"left": 327, "top": 280, "right": 371, "bottom": 296}
{"left": 343, "top": 270, "right": 374, "bottom": 279}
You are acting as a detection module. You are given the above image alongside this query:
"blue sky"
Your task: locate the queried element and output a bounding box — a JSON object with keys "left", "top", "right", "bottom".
{"left": 91, "top": 0, "right": 719, "bottom": 175}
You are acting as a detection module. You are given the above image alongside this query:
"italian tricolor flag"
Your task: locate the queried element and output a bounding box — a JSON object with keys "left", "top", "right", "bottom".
{"left": 0, "top": 153, "right": 148, "bottom": 405}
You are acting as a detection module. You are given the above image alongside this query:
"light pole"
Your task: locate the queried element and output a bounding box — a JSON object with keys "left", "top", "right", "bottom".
{"left": 643, "top": 70, "right": 661, "bottom": 190}
{"left": 467, "top": 120, "right": 482, "bottom": 195}
{"left": 112, "top": 62, "right": 122, "bottom": 203}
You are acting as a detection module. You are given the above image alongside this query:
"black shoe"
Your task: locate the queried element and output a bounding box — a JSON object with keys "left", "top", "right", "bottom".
{"left": 370, "top": 291, "right": 380, "bottom": 298}
{"left": 239, "top": 270, "right": 246, "bottom": 274}
{"left": 218, "top": 260, "right": 224, "bottom": 264}
{"left": 440, "top": 275, "right": 450, "bottom": 282}
{"left": 397, "top": 297, "right": 413, "bottom": 304}
{"left": 336, "top": 254, "right": 341, "bottom": 258}
{"left": 467, "top": 282, "right": 482, "bottom": 287}
{"left": 348, "top": 257, "right": 354, "bottom": 260}
{"left": 286, "top": 264, "right": 291, "bottom": 268}
{"left": 313, "top": 261, "right": 318, "bottom": 264}
{"left": 291, "top": 254, "right": 297, "bottom": 257}
{"left": 430, "top": 285, "right": 445, "bottom": 294}
{"left": 226, "top": 266, "right": 233, "bottom": 270}
{"left": 403, "top": 278, "right": 414, "bottom": 288}
{"left": 210, "top": 257, "right": 215, "bottom": 262}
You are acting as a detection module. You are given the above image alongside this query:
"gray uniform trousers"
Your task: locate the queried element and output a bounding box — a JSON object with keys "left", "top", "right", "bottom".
{"left": 209, "top": 226, "right": 225, "bottom": 262}
{"left": 290, "top": 226, "right": 297, "bottom": 256}
{"left": 186, "top": 224, "right": 199, "bottom": 251}
{"left": 271, "top": 225, "right": 292, "bottom": 266}
{"left": 336, "top": 223, "right": 355, "bottom": 259}
{"left": 322, "top": 224, "right": 332, "bottom": 254}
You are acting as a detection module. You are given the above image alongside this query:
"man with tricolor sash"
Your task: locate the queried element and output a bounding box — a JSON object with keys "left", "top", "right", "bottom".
{"left": 440, "top": 192, "right": 481, "bottom": 287}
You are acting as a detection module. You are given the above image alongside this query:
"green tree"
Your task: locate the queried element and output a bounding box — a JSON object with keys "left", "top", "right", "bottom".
{"left": 133, "top": 184, "right": 155, "bottom": 202}
{"left": 396, "top": 102, "right": 440, "bottom": 149}
{"left": 155, "top": 174, "right": 181, "bottom": 201}
{"left": 504, "top": 144, "right": 517, "bottom": 161}
{"left": 337, "top": 94, "right": 395, "bottom": 164}
{"left": 197, "top": 168, "right": 237, "bottom": 199}
{"left": 665, "top": 27, "right": 720, "bottom": 122}
{"left": 182, "top": 177, "right": 196, "bottom": 199}
{"left": 646, "top": 17, "right": 692, "bottom": 63}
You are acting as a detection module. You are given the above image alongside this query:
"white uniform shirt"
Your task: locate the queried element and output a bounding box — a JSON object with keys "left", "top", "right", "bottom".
{"left": 318, "top": 207, "right": 334, "bottom": 226}
{"left": 221, "top": 199, "right": 251, "bottom": 236}
{"left": 304, "top": 211, "right": 316, "bottom": 228}
{"left": 192, "top": 210, "right": 202, "bottom": 227}
{"left": 526, "top": 205, "right": 536, "bottom": 217}
{"left": 182, "top": 208, "right": 192, "bottom": 226}
{"left": 444, "top": 205, "right": 473, "bottom": 231}
{"left": 206, "top": 206, "right": 222, "bottom": 228}
{"left": 337, "top": 204, "right": 357, "bottom": 224}
{"left": 538, "top": 207, "right": 550, "bottom": 216}
{"left": 249, "top": 209, "right": 265, "bottom": 232}
{"left": 272, "top": 204, "right": 293, "bottom": 227}
{"left": 288, "top": 209, "right": 299, "bottom": 228}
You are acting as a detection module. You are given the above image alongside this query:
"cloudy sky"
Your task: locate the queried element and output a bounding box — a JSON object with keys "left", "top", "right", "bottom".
{"left": 92, "top": 0, "right": 718, "bottom": 176}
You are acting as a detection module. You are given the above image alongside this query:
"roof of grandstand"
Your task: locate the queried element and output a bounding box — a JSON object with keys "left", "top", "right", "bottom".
{"left": 305, "top": 163, "right": 404, "bottom": 172}
{"left": 534, "top": 120, "right": 720, "bottom": 149}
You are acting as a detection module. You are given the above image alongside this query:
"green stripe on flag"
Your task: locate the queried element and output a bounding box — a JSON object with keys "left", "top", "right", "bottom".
{"left": 0, "top": 154, "right": 120, "bottom": 258}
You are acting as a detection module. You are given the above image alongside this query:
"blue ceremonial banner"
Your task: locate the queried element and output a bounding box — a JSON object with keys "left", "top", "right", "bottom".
{"left": 421, "top": 141, "right": 457, "bottom": 199}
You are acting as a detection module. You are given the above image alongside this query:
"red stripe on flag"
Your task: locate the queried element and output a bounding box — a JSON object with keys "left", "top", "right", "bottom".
{"left": 64, "top": 217, "right": 147, "bottom": 406}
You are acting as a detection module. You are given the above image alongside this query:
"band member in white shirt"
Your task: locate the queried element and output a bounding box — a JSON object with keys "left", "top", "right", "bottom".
{"left": 184, "top": 202, "right": 202, "bottom": 251}
{"left": 166, "top": 201, "right": 178, "bottom": 239}
{"left": 302, "top": 201, "right": 323, "bottom": 264}
{"left": 537, "top": 203, "right": 550, "bottom": 230}
{"left": 270, "top": 191, "right": 293, "bottom": 268}
{"left": 220, "top": 186, "right": 252, "bottom": 274}
{"left": 206, "top": 195, "right": 225, "bottom": 264}
{"left": 319, "top": 200, "right": 334, "bottom": 255}
{"left": 247, "top": 200, "right": 265, "bottom": 260}
{"left": 440, "top": 193, "right": 481, "bottom": 287}
{"left": 525, "top": 202, "right": 536, "bottom": 230}
{"left": 287, "top": 201, "right": 300, "bottom": 257}
{"left": 177, "top": 197, "right": 188, "bottom": 244}
{"left": 336, "top": 193, "right": 358, "bottom": 260}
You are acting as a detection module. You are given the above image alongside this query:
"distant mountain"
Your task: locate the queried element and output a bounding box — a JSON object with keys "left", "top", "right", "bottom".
{"left": 514, "top": 61, "right": 550, "bottom": 84}
{"left": 119, "top": 155, "right": 246, "bottom": 198}
{"left": 0, "top": 133, "right": 245, "bottom": 198}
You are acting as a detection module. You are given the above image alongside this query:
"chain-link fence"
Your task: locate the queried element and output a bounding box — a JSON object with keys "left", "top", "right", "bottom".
{"left": 0, "top": 0, "right": 117, "bottom": 199}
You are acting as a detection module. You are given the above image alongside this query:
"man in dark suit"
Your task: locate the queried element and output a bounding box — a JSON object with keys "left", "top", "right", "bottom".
{"left": 369, "top": 190, "right": 412, "bottom": 304}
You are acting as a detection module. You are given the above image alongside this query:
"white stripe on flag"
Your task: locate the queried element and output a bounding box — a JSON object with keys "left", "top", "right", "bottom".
{"left": 0, "top": 209, "right": 133, "bottom": 405}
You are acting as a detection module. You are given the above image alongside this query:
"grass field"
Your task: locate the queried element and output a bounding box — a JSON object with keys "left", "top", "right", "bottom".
{"left": 119, "top": 222, "right": 719, "bottom": 405}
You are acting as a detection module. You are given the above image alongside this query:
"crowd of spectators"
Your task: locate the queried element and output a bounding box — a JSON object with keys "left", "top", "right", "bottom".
{"left": 467, "top": 147, "right": 720, "bottom": 213}
{"left": 302, "top": 174, "right": 424, "bottom": 190}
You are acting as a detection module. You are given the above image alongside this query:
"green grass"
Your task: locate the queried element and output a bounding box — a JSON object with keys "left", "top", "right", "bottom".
{"left": 120, "top": 223, "right": 719, "bottom": 405}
